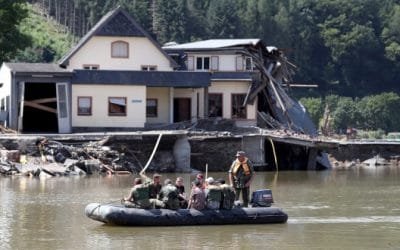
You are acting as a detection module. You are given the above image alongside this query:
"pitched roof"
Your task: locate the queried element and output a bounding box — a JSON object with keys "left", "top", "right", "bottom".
{"left": 59, "top": 7, "right": 177, "bottom": 68}
{"left": 3, "top": 63, "right": 72, "bottom": 75}
{"left": 72, "top": 70, "right": 210, "bottom": 87}
{"left": 162, "top": 39, "right": 261, "bottom": 50}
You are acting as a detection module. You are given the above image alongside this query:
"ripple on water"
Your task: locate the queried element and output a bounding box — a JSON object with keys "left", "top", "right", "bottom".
{"left": 288, "top": 216, "right": 400, "bottom": 224}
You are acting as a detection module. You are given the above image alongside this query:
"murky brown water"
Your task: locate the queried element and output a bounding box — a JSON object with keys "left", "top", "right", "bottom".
{"left": 1, "top": 167, "right": 400, "bottom": 249}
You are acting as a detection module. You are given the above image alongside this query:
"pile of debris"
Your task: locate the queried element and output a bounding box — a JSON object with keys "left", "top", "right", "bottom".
{"left": 0, "top": 137, "right": 142, "bottom": 177}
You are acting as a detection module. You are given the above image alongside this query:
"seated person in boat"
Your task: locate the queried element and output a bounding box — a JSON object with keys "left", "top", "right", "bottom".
{"left": 188, "top": 179, "right": 206, "bottom": 210}
{"left": 148, "top": 173, "right": 162, "bottom": 199}
{"left": 216, "top": 178, "right": 235, "bottom": 210}
{"left": 122, "top": 177, "right": 164, "bottom": 209}
{"left": 196, "top": 173, "right": 206, "bottom": 189}
{"left": 204, "top": 177, "right": 223, "bottom": 210}
{"left": 175, "top": 176, "right": 188, "bottom": 208}
{"left": 158, "top": 179, "right": 180, "bottom": 210}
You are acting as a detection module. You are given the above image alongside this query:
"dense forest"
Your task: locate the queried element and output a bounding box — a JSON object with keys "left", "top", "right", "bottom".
{"left": 1, "top": 0, "right": 400, "bottom": 133}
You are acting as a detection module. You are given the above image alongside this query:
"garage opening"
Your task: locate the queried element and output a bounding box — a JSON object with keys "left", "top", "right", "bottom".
{"left": 22, "top": 82, "right": 58, "bottom": 133}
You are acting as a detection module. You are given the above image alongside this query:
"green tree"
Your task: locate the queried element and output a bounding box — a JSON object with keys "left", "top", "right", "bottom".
{"left": 153, "top": 0, "right": 189, "bottom": 44}
{"left": 206, "top": 0, "right": 240, "bottom": 38}
{"left": 0, "top": 0, "right": 31, "bottom": 64}
{"left": 331, "top": 97, "right": 358, "bottom": 131}
{"left": 299, "top": 97, "right": 323, "bottom": 126}
{"left": 357, "top": 92, "right": 400, "bottom": 132}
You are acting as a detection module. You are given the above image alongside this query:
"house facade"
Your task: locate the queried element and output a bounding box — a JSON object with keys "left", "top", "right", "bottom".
{"left": 0, "top": 7, "right": 263, "bottom": 134}
{"left": 163, "top": 39, "right": 261, "bottom": 127}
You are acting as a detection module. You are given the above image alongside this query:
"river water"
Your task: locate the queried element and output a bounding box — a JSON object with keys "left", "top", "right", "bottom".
{"left": 1, "top": 167, "right": 399, "bottom": 250}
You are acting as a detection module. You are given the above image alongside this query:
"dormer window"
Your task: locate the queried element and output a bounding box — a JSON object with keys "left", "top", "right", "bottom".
{"left": 111, "top": 41, "right": 129, "bottom": 58}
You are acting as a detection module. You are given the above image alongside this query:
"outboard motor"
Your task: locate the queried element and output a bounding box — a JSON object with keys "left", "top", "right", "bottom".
{"left": 251, "top": 189, "right": 274, "bottom": 207}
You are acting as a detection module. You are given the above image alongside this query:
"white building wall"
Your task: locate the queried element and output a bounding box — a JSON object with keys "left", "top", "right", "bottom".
{"left": 0, "top": 64, "right": 12, "bottom": 99}
{"left": 187, "top": 53, "right": 242, "bottom": 71}
{"left": 67, "top": 37, "right": 173, "bottom": 71}
{"left": 218, "top": 55, "right": 240, "bottom": 71}
{"left": 72, "top": 85, "right": 146, "bottom": 128}
{"left": 209, "top": 81, "right": 256, "bottom": 120}
{"left": 146, "top": 87, "right": 170, "bottom": 124}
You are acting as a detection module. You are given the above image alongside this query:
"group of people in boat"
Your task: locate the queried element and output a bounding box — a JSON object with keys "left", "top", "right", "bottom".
{"left": 122, "top": 151, "right": 255, "bottom": 210}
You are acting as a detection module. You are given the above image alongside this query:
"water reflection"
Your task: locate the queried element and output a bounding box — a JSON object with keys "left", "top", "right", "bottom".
{"left": 1, "top": 169, "right": 400, "bottom": 250}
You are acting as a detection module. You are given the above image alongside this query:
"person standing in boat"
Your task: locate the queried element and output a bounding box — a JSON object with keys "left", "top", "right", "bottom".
{"left": 159, "top": 179, "right": 180, "bottom": 210}
{"left": 229, "top": 151, "right": 255, "bottom": 207}
{"left": 188, "top": 179, "right": 206, "bottom": 210}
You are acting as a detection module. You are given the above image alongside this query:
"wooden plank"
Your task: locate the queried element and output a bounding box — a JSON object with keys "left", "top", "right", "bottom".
{"left": 24, "top": 101, "right": 57, "bottom": 114}
{"left": 31, "top": 97, "right": 57, "bottom": 104}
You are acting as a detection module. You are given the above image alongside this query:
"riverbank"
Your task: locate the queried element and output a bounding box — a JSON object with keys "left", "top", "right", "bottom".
{"left": 1, "top": 129, "right": 400, "bottom": 175}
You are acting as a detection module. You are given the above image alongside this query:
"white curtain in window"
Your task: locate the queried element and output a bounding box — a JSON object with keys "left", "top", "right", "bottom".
{"left": 112, "top": 42, "right": 128, "bottom": 57}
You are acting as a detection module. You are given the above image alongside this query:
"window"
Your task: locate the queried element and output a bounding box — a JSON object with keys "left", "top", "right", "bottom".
{"left": 111, "top": 41, "right": 129, "bottom": 58}
{"left": 77, "top": 97, "right": 92, "bottom": 116}
{"left": 245, "top": 57, "right": 255, "bottom": 71}
{"left": 83, "top": 64, "right": 99, "bottom": 70}
{"left": 141, "top": 65, "right": 157, "bottom": 71}
{"left": 208, "top": 94, "right": 223, "bottom": 117}
{"left": 146, "top": 99, "right": 158, "bottom": 117}
{"left": 0, "top": 98, "right": 5, "bottom": 111}
{"left": 108, "top": 97, "right": 127, "bottom": 116}
{"left": 232, "top": 94, "right": 246, "bottom": 119}
{"left": 196, "top": 56, "right": 210, "bottom": 70}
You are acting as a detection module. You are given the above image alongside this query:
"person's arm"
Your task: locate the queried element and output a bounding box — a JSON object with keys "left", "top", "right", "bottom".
{"left": 245, "top": 160, "right": 255, "bottom": 187}
{"left": 124, "top": 188, "right": 134, "bottom": 202}
{"left": 228, "top": 161, "right": 234, "bottom": 185}
{"left": 140, "top": 172, "right": 152, "bottom": 183}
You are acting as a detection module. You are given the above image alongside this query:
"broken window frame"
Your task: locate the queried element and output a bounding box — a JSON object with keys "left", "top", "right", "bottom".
{"left": 208, "top": 93, "right": 223, "bottom": 117}
{"left": 77, "top": 96, "right": 92, "bottom": 116}
{"left": 108, "top": 97, "right": 127, "bottom": 116}
{"left": 231, "top": 94, "right": 247, "bottom": 119}
{"left": 146, "top": 98, "right": 158, "bottom": 117}
{"left": 111, "top": 41, "right": 129, "bottom": 58}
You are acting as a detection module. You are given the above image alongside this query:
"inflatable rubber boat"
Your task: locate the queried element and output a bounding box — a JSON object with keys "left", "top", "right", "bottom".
{"left": 85, "top": 203, "right": 288, "bottom": 226}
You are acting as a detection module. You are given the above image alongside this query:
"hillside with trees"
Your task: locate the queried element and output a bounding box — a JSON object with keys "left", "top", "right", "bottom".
{"left": 2, "top": 0, "right": 400, "bottom": 134}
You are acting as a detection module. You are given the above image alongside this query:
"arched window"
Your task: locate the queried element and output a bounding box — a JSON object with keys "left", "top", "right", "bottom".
{"left": 111, "top": 41, "right": 129, "bottom": 58}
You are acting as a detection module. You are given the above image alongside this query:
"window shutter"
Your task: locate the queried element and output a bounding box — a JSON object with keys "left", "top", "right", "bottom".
{"left": 236, "top": 56, "right": 243, "bottom": 71}
{"left": 187, "top": 56, "right": 194, "bottom": 70}
{"left": 211, "top": 56, "right": 219, "bottom": 71}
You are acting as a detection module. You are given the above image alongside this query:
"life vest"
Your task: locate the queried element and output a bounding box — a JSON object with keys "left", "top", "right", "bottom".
{"left": 232, "top": 158, "right": 251, "bottom": 176}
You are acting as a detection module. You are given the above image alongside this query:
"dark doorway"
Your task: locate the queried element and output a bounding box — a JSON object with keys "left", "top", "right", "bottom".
{"left": 23, "top": 82, "right": 58, "bottom": 133}
{"left": 264, "top": 140, "right": 309, "bottom": 170}
{"left": 173, "top": 98, "right": 191, "bottom": 122}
